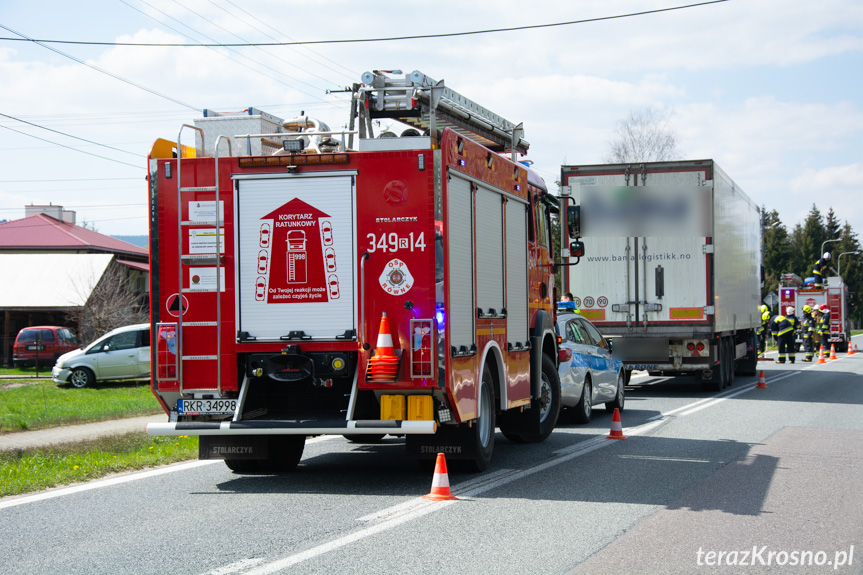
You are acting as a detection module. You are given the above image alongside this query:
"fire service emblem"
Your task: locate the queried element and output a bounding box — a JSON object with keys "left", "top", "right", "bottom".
{"left": 379, "top": 259, "right": 414, "bottom": 295}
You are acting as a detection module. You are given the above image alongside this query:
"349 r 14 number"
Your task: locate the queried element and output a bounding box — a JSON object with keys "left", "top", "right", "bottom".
{"left": 366, "top": 232, "right": 425, "bottom": 253}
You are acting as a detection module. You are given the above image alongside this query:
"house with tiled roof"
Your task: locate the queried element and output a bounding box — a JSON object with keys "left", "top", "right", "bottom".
{"left": 0, "top": 206, "right": 149, "bottom": 366}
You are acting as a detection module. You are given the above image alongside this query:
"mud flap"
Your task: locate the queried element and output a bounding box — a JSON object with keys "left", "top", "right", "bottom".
{"left": 496, "top": 335, "right": 543, "bottom": 436}
{"left": 199, "top": 435, "right": 269, "bottom": 460}
{"left": 405, "top": 424, "right": 476, "bottom": 461}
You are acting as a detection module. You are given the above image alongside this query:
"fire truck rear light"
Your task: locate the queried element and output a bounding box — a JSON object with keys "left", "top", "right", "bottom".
{"left": 418, "top": 154, "right": 425, "bottom": 171}
{"left": 438, "top": 408, "right": 452, "bottom": 423}
{"left": 156, "top": 323, "right": 178, "bottom": 382}
{"left": 411, "top": 319, "right": 433, "bottom": 377}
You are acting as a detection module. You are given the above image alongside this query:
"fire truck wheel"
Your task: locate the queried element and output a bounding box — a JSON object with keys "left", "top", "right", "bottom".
{"left": 605, "top": 370, "right": 625, "bottom": 413}
{"left": 573, "top": 376, "right": 592, "bottom": 424}
{"left": 69, "top": 367, "right": 95, "bottom": 388}
{"left": 464, "top": 365, "right": 496, "bottom": 471}
{"left": 518, "top": 355, "right": 561, "bottom": 443}
{"left": 343, "top": 434, "right": 386, "bottom": 443}
{"left": 224, "top": 459, "right": 260, "bottom": 473}
{"left": 262, "top": 436, "right": 306, "bottom": 472}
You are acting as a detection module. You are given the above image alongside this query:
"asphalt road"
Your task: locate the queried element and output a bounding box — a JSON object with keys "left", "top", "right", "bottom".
{"left": 2, "top": 342, "right": 862, "bottom": 575}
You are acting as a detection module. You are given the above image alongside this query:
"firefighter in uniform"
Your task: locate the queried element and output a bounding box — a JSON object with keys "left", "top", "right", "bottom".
{"left": 784, "top": 306, "right": 800, "bottom": 363}
{"left": 770, "top": 311, "right": 796, "bottom": 364}
{"left": 757, "top": 305, "right": 770, "bottom": 357}
{"left": 812, "top": 252, "right": 836, "bottom": 289}
{"left": 800, "top": 304, "right": 816, "bottom": 362}
{"left": 818, "top": 303, "right": 831, "bottom": 353}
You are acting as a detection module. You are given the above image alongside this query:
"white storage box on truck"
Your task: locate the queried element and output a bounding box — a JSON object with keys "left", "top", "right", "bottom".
{"left": 559, "top": 160, "right": 762, "bottom": 390}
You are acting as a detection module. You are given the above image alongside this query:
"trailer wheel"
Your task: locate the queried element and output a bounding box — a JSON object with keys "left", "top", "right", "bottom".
{"left": 464, "top": 365, "right": 496, "bottom": 471}
{"left": 518, "top": 355, "right": 561, "bottom": 443}
{"left": 704, "top": 339, "right": 727, "bottom": 391}
{"left": 736, "top": 331, "right": 758, "bottom": 376}
{"left": 573, "top": 376, "right": 592, "bottom": 424}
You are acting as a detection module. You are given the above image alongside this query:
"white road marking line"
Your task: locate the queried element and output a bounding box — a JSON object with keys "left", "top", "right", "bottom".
{"left": 203, "top": 558, "right": 264, "bottom": 575}
{"left": 0, "top": 460, "right": 220, "bottom": 511}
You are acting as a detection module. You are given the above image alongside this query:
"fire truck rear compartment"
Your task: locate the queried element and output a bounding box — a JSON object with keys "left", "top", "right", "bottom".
{"left": 242, "top": 352, "right": 358, "bottom": 421}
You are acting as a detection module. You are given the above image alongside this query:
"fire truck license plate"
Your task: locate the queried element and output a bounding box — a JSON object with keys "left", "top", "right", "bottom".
{"left": 177, "top": 399, "right": 236, "bottom": 415}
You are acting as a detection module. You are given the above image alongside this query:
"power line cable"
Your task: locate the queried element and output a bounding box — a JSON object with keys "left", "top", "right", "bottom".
{"left": 0, "top": 124, "right": 143, "bottom": 169}
{"left": 0, "top": 112, "right": 139, "bottom": 157}
{"left": 172, "top": 0, "right": 350, "bottom": 88}
{"left": 0, "top": 24, "right": 201, "bottom": 112}
{"left": 208, "top": 0, "right": 359, "bottom": 79}
{"left": 0, "top": 1, "right": 729, "bottom": 47}
{"left": 118, "top": 0, "right": 341, "bottom": 103}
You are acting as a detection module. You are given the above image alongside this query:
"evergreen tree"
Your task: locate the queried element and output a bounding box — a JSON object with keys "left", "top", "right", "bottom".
{"left": 825, "top": 208, "right": 841, "bottom": 247}
{"left": 799, "top": 204, "right": 827, "bottom": 276}
{"left": 761, "top": 208, "right": 790, "bottom": 299}
{"left": 837, "top": 223, "right": 862, "bottom": 323}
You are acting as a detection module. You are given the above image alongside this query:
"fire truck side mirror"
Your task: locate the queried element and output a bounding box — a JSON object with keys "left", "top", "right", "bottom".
{"left": 570, "top": 240, "right": 585, "bottom": 258}
{"left": 567, "top": 205, "right": 581, "bottom": 238}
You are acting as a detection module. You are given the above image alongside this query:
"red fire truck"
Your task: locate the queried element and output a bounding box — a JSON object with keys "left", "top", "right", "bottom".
{"left": 146, "top": 70, "right": 562, "bottom": 472}
{"left": 778, "top": 273, "right": 851, "bottom": 352}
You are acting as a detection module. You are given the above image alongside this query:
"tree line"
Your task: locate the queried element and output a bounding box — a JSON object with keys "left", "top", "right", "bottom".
{"left": 762, "top": 204, "right": 862, "bottom": 322}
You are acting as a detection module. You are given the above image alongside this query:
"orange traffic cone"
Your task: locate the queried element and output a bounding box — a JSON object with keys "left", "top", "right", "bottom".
{"left": 829, "top": 344, "right": 838, "bottom": 360}
{"left": 756, "top": 370, "right": 768, "bottom": 389}
{"left": 422, "top": 453, "right": 459, "bottom": 501}
{"left": 605, "top": 408, "right": 627, "bottom": 440}
{"left": 367, "top": 313, "right": 400, "bottom": 381}
{"left": 817, "top": 347, "right": 827, "bottom": 364}
{"left": 848, "top": 344, "right": 856, "bottom": 356}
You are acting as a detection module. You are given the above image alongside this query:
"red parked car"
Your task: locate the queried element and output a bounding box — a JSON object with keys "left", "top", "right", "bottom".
{"left": 12, "top": 326, "right": 79, "bottom": 367}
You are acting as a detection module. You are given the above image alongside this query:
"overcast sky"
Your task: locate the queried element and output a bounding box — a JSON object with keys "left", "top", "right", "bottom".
{"left": 1, "top": 0, "right": 861, "bottom": 245}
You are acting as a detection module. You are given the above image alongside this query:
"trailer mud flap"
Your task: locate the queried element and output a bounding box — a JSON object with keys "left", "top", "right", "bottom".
{"left": 406, "top": 424, "right": 476, "bottom": 461}
{"left": 496, "top": 336, "right": 542, "bottom": 436}
{"left": 199, "top": 435, "right": 268, "bottom": 460}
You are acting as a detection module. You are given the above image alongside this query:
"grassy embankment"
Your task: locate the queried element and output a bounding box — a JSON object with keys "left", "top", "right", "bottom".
{"left": 0, "top": 378, "right": 197, "bottom": 497}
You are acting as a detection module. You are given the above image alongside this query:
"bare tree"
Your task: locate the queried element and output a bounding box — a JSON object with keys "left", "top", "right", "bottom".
{"left": 66, "top": 262, "right": 148, "bottom": 344}
{"left": 605, "top": 106, "right": 682, "bottom": 163}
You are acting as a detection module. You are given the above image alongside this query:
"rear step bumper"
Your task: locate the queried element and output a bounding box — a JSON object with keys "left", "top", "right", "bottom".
{"left": 147, "top": 419, "right": 437, "bottom": 437}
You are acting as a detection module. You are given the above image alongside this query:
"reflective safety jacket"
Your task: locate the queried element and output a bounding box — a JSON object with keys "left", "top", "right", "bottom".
{"left": 758, "top": 310, "right": 770, "bottom": 334}
{"left": 813, "top": 258, "right": 830, "bottom": 283}
{"left": 800, "top": 312, "right": 816, "bottom": 339}
{"left": 786, "top": 313, "right": 800, "bottom": 333}
{"left": 770, "top": 315, "right": 794, "bottom": 337}
{"left": 819, "top": 311, "right": 831, "bottom": 336}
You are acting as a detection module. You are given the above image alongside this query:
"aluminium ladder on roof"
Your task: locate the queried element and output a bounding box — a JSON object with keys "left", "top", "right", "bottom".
{"left": 356, "top": 69, "right": 529, "bottom": 157}
{"left": 175, "top": 125, "right": 230, "bottom": 395}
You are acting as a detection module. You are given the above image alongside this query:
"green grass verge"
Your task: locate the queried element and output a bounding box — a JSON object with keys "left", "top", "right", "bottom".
{"left": 0, "top": 365, "right": 53, "bottom": 377}
{"left": 0, "top": 380, "right": 161, "bottom": 433}
{"left": 0, "top": 433, "right": 198, "bottom": 497}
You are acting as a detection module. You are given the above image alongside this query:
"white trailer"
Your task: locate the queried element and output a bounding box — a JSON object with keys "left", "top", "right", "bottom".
{"left": 560, "top": 160, "right": 762, "bottom": 390}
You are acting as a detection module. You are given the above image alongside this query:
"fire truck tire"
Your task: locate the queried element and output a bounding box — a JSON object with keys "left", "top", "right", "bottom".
{"left": 69, "top": 367, "right": 95, "bottom": 388}
{"left": 572, "top": 376, "right": 592, "bottom": 424}
{"left": 518, "top": 355, "right": 561, "bottom": 443}
{"left": 225, "top": 436, "right": 305, "bottom": 473}
{"left": 464, "top": 365, "right": 496, "bottom": 471}
{"left": 224, "top": 459, "right": 260, "bottom": 473}
{"left": 343, "top": 434, "right": 386, "bottom": 443}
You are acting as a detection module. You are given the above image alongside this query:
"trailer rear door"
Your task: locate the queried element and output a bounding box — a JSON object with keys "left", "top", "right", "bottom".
{"left": 563, "top": 164, "right": 711, "bottom": 330}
